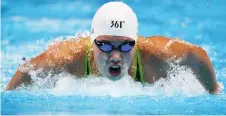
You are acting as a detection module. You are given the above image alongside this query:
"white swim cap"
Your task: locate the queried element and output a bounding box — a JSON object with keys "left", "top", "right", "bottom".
{"left": 91, "top": 1, "right": 138, "bottom": 43}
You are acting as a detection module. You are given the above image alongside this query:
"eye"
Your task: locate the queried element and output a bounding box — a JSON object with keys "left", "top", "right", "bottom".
{"left": 100, "top": 44, "right": 112, "bottom": 52}
{"left": 121, "top": 43, "right": 133, "bottom": 52}
{"left": 120, "top": 41, "right": 135, "bottom": 52}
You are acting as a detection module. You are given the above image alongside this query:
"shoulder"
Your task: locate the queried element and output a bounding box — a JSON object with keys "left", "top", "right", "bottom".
{"left": 137, "top": 36, "right": 204, "bottom": 61}
{"left": 46, "top": 37, "right": 90, "bottom": 54}
{"left": 137, "top": 36, "right": 171, "bottom": 50}
{"left": 30, "top": 37, "right": 91, "bottom": 69}
{"left": 45, "top": 37, "right": 90, "bottom": 62}
{"left": 136, "top": 36, "right": 171, "bottom": 60}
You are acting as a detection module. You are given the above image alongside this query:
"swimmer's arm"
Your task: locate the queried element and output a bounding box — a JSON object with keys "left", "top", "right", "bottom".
{"left": 5, "top": 69, "right": 32, "bottom": 90}
{"left": 181, "top": 46, "right": 219, "bottom": 94}
{"left": 5, "top": 52, "right": 52, "bottom": 90}
{"left": 6, "top": 48, "right": 69, "bottom": 90}
{"left": 166, "top": 39, "right": 219, "bottom": 94}
{"left": 6, "top": 38, "right": 89, "bottom": 90}
{"left": 139, "top": 36, "right": 219, "bottom": 94}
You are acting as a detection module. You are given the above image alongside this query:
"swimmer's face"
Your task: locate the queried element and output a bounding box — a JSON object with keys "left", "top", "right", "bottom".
{"left": 93, "top": 35, "right": 135, "bottom": 80}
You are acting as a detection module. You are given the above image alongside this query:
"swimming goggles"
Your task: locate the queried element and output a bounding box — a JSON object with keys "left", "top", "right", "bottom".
{"left": 94, "top": 39, "right": 135, "bottom": 52}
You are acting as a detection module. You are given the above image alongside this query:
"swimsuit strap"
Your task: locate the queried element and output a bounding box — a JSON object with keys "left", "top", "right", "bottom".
{"left": 84, "top": 38, "right": 92, "bottom": 76}
{"left": 132, "top": 47, "right": 145, "bottom": 83}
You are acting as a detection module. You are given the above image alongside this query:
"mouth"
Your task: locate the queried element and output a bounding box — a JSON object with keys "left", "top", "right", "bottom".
{"left": 108, "top": 65, "right": 122, "bottom": 76}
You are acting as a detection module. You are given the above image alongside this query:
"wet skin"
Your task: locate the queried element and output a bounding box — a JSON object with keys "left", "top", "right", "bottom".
{"left": 5, "top": 36, "right": 220, "bottom": 94}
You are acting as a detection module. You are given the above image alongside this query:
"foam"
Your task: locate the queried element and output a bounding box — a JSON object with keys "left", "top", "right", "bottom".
{"left": 17, "top": 62, "right": 207, "bottom": 97}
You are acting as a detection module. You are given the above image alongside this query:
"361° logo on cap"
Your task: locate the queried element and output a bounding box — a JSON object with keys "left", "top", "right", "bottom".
{"left": 111, "top": 20, "right": 125, "bottom": 28}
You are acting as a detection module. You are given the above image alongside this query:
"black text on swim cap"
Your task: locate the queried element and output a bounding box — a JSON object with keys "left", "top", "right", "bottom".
{"left": 111, "top": 20, "right": 125, "bottom": 28}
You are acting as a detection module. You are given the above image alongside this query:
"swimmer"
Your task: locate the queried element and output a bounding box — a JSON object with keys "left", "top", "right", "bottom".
{"left": 6, "top": 2, "right": 220, "bottom": 94}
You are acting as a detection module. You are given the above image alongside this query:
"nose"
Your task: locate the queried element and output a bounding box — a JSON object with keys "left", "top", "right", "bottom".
{"left": 109, "top": 51, "right": 122, "bottom": 64}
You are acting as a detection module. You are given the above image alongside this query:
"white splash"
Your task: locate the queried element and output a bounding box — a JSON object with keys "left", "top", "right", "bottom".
{"left": 23, "top": 62, "right": 207, "bottom": 97}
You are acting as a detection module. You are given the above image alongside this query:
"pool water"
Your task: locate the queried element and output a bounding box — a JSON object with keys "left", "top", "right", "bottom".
{"left": 1, "top": 0, "right": 226, "bottom": 115}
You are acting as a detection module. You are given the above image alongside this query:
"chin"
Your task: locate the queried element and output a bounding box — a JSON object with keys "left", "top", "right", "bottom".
{"left": 106, "top": 72, "right": 124, "bottom": 81}
{"left": 107, "top": 76, "right": 123, "bottom": 81}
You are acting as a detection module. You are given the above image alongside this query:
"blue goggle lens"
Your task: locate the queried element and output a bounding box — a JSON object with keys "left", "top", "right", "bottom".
{"left": 121, "top": 43, "right": 133, "bottom": 52}
{"left": 100, "top": 43, "right": 112, "bottom": 52}
{"left": 95, "top": 39, "right": 135, "bottom": 52}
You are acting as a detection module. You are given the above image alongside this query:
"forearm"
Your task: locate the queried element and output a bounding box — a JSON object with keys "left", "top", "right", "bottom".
{"left": 191, "top": 59, "right": 218, "bottom": 93}
{"left": 182, "top": 51, "right": 218, "bottom": 93}
{"left": 164, "top": 38, "right": 219, "bottom": 93}
{"left": 5, "top": 70, "right": 32, "bottom": 90}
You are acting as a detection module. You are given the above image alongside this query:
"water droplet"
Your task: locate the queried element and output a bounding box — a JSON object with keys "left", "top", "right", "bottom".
{"left": 21, "top": 56, "right": 26, "bottom": 61}
{"left": 181, "top": 23, "right": 186, "bottom": 27}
